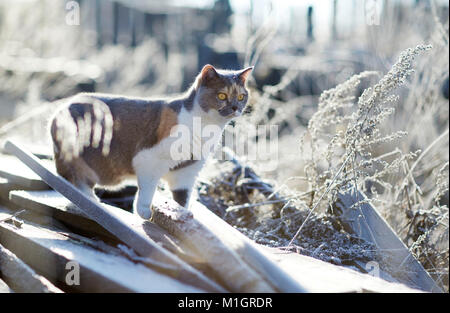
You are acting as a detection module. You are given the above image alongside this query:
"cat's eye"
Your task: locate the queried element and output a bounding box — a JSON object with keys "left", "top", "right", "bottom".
{"left": 217, "top": 93, "right": 227, "bottom": 100}
{"left": 238, "top": 94, "right": 245, "bottom": 101}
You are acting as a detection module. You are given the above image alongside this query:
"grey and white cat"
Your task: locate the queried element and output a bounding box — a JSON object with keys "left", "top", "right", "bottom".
{"left": 50, "top": 64, "right": 253, "bottom": 219}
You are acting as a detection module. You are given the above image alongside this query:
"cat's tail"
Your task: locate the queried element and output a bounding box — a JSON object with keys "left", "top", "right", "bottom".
{"left": 50, "top": 95, "right": 113, "bottom": 163}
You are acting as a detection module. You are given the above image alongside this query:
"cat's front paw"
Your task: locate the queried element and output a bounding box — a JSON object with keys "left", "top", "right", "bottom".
{"left": 134, "top": 201, "right": 153, "bottom": 220}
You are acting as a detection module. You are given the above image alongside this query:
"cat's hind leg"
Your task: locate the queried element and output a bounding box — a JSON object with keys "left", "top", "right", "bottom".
{"left": 75, "top": 181, "right": 98, "bottom": 200}
{"left": 54, "top": 155, "right": 99, "bottom": 200}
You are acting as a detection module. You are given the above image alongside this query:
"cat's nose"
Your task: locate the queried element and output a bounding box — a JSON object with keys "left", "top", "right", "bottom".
{"left": 231, "top": 105, "right": 238, "bottom": 112}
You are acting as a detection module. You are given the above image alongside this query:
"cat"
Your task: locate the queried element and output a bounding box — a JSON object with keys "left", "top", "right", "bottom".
{"left": 50, "top": 64, "right": 253, "bottom": 219}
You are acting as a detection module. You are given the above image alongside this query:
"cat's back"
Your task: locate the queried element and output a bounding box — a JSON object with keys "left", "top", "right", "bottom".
{"left": 50, "top": 92, "right": 167, "bottom": 157}
{"left": 67, "top": 92, "right": 164, "bottom": 118}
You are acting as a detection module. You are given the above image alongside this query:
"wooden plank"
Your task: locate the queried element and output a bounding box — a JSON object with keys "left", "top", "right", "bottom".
{"left": 9, "top": 190, "right": 116, "bottom": 241}
{"left": 153, "top": 193, "right": 309, "bottom": 293}
{"left": 3, "top": 140, "right": 225, "bottom": 292}
{"left": 152, "top": 197, "right": 275, "bottom": 293}
{"left": 0, "top": 178, "right": 19, "bottom": 202}
{"left": 9, "top": 190, "right": 202, "bottom": 266}
{"left": 0, "top": 142, "right": 53, "bottom": 160}
{"left": 334, "top": 188, "right": 443, "bottom": 293}
{"left": 262, "top": 246, "right": 423, "bottom": 293}
{"left": 0, "top": 203, "right": 73, "bottom": 235}
{"left": 0, "top": 155, "right": 50, "bottom": 190}
{"left": 0, "top": 207, "right": 205, "bottom": 293}
{"left": 0, "top": 242, "right": 63, "bottom": 293}
{"left": 0, "top": 277, "right": 13, "bottom": 293}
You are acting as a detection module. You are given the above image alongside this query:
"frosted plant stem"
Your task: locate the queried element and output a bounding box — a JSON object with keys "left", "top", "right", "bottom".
{"left": 286, "top": 152, "right": 353, "bottom": 249}
{"left": 401, "top": 128, "right": 449, "bottom": 190}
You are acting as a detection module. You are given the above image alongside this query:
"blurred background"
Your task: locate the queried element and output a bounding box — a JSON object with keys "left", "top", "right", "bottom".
{"left": 0, "top": 0, "right": 448, "bottom": 290}
{"left": 0, "top": 0, "right": 448, "bottom": 118}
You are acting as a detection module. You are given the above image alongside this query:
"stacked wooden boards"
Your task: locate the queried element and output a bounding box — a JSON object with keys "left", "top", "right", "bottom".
{"left": 0, "top": 140, "right": 435, "bottom": 293}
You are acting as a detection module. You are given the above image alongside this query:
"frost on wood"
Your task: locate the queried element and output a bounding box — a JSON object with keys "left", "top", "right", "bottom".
{"left": 151, "top": 194, "right": 275, "bottom": 293}
{"left": 0, "top": 208, "right": 205, "bottom": 293}
{"left": 0, "top": 242, "right": 62, "bottom": 293}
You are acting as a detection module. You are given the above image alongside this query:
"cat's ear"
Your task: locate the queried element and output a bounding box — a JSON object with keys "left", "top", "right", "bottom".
{"left": 238, "top": 66, "right": 253, "bottom": 84}
{"left": 200, "top": 64, "right": 219, "bottom": 82}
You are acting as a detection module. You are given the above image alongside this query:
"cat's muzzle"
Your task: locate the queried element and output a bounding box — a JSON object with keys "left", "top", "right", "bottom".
{"left": 218, "top": 106, "right": 241, "bottom": 118}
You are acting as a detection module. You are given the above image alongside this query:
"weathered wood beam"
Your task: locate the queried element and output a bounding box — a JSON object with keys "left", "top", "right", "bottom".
{"left": 152, "top": 196, "right": 275, "bottom": 292}
{"left": 3, "top": 140, "right": 225, "bottom": 292}
{"left": 1, "top": 180, "right": 75, "bottom": 233}
{"left": 0, "top": 207, "right": 205, "bottom": 293}
{"left": 0, "top": 178, "right": 20, "bottom": 203}
{"left": 196, "top": 149, "right": 309, "bottom": 292}
{"left": 9, "top": 190, "right": 117, "bottom": 241}
{"left": 0, "top": 143, "right": 53, "bottom": 160}
{"left": 0, "top": 277, "right": 13, "bottom": 293}
{"left": 334, "top": 188, "right": 444, "bottom": 293}
{"left": 262, "top": 246, "right": 423, "bottom": 293}
{"left": 9, "top": 190, "right": 202, "bottom": 267}
{"left": 192, "top": 199, "right": 309, "bottom": 292}
{"left": 0, "top": 155, "right": 50, "bottom": 190}
{"left": 0, "top": 242, "right": 63, "bottom": 293}
{"left": 152, "top": 193, "right": 309, "bottom": 293}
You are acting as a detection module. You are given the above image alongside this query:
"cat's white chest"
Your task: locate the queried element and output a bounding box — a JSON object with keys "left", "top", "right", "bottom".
{"left": 174, "top": 107, "right": 226, "bottom": 161}
{"left": 133, "top": 107, "right": 226, "bottom": 174}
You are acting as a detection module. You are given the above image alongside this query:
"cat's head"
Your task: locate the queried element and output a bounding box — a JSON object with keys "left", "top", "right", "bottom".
{"left": 195, "top": 64, "right": 253, "bottom": 119}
